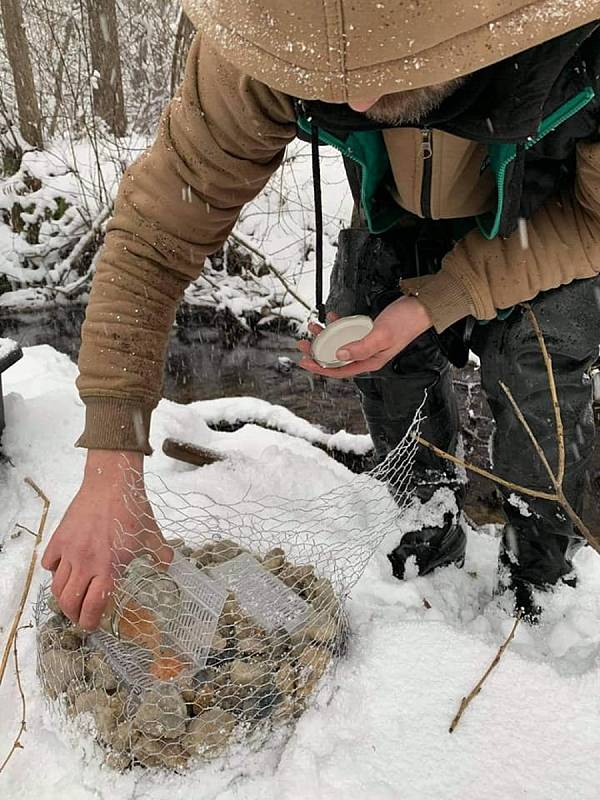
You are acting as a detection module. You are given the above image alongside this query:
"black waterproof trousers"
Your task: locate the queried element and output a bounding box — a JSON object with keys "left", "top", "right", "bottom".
{"left": 327, "top": 227, "right": 600, "bottom": 586}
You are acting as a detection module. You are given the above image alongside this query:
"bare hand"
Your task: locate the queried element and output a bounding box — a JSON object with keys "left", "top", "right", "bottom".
{"left": 41, "top": 450, "right": 172, "bottom": 631}
{"left": 297, "top": 296, "right": 432, "bottom": 378}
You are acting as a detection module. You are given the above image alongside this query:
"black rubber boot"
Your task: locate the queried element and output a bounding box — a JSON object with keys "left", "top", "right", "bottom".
{"left": 388, "top": 513, "right": 467, "bottom": 579}
{"left": 497, "top": 519, "right": 584, "bottom": 622}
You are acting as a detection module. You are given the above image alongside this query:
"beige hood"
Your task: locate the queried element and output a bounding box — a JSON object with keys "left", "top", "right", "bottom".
{"left": 182, "top": 0, "right": 599, "bottom": 102}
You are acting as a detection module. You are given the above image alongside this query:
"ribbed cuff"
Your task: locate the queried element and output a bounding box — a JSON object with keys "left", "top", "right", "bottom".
{"left": 76, "top": 397, "right": 155, "bottom": 454}
{"left": 401, "top": 270, "right": 475, "bottom": 333}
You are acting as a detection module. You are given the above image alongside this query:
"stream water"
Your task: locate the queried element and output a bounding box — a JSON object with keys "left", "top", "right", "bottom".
{"left": 0, "top": 305, "right": 367, "bottom": 435}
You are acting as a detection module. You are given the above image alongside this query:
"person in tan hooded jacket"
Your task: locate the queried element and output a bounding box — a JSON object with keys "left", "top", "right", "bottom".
{"left": 42, "top": 1, "right": 600, "bottom": 627}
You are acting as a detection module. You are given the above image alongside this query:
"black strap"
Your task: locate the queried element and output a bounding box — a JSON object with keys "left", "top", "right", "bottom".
{"left": 311, "top": 124, "right": 326, "bottom": 324}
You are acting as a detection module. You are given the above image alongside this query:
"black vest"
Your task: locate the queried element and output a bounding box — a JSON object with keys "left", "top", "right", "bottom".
{"left": 296, "top": 22, "right": 600, "bottom": 241}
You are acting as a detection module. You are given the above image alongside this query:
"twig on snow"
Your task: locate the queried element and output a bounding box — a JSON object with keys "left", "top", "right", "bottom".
{"left": 0, "top": 624, "right": 31, "bottom": 773}
{"left": 0, "top": 478, "right": 50, "bottom": 690}
{"left": 449, "top": 616, "right": 521, "bottom": 734}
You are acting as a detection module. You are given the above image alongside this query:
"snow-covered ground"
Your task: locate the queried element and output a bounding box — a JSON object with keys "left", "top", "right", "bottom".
{"left": 1, "top": 346, "right": 600, "bottom": 800}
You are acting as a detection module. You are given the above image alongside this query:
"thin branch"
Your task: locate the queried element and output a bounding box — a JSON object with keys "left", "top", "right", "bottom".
{"left": 523, "top": 304, "right": 565, "bottom": 484}
{"left": 230, "top": 232, "right": 312, "bottom": 311}
{"left": 449, "top": 616, "right": 521, "bottom": 733}
{"left": 499, "top": 381, "right": 558, "bottom": 490}
{"left": 0, "top": 478, "right": 49, "bottom": 690}
{"left": 0, "top": 625, "right": 30, "bottom": 772}
{"left": 415, "top": 435, "right": 557, "bottom": 502}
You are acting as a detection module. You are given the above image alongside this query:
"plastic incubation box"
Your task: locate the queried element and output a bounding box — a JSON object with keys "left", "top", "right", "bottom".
{"left": 90, "top": 551, "right": 229, "bottom": 697}
{"left": 210, "top": 552, "right": 310, "bottom": 634}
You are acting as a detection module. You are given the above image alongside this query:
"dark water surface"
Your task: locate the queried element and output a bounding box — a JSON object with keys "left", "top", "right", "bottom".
{"left": 1, "top": 306, "right": 367, "bottom": 435}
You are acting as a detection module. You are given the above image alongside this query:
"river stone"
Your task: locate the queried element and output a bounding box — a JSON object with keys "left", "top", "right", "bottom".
{"left": 294, "top": 565, "right": 317, "bottom": 591}
{"left": 185, "top": 708, "right": 236, "bottom": 755}
{"left": 73, "top": 688, "right": 111, "bottom": 717}
{"left": 268, "top": 632, "right": 291, "bottom": 661}
{"left": 132, "top": 735, "right": 188, "bottom": 770}
{"left": 94, "top": 706, "right": 118, "bottom": 741}
{"left": 56, "top": 627, "right": 85, "bottom": 652}
{"left": 190, "top": 683, "right": 215, "bottom": 715}
{"left": 85, "top": 652, "right": 119, "bottom": 693}
{"left": 38, "top": 617, "right": 64, "bottom": 651}
{"left": 215, "top": 684, "right": 246, "bottom": 714}
{"left": 262, "top": 548, "right": 285, "bottom": 573}
{"left": 40, "top": 649, "right": 86, "bottom": 699}
{"left": 237, "top": 636, "right": 267, "bottom": 657}
{"left": 220, "top": 595, "right": 244, "bottom": 627}
{"left": 104, "top": 750, "right": 131, "bottom": 771}
{"left": 306, "top": 577, "right": 338, "bottom": 613}
{"left": 191, "top": 542, "right": 218, "bottom": 568}
{"left": 210, "top": 539, "right": 242, "bottom": 564}
{"left": 105, "top": 720, "right": 136, "bottom": 754}
{"left": 125, "top": 559, "right": 180, "bottom": 623}
{"left": 274, "top": 662, "right": 295, "bottom": 696}
{"left": 278, "top": 564, "right": 305, "bottom": 591}
{"left": 66, "top": 679, "right": 88, "bottom": 708}
{"left": 306, "top": 612, "right": 338, "bottom": 645}
{"left": 230, "top": 659, "right": 269, "bottom": 687}
{"left": 133, "top": 684, "right": 187, "bottom": 740}
{"left": 242, "top": 683, "right": 281, "bottom": 722}
{"left": 109, "top": 689, "right": 127, "bottom": 721}
{"left": 272, "top": 696, "right": 297, "bottom": 722}
{"left": 296, "top": 646, "right": 330, "bottom": 698}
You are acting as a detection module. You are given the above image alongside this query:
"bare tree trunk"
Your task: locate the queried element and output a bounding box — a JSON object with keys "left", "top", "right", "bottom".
{"left": 170, "top": 7, "right": 195, "bottom": 96}
{"left": 1, "top": 0, "right": 43, "bottom": 149}
{"left": 86, "top": 0, "right": 127, "bottom": 136}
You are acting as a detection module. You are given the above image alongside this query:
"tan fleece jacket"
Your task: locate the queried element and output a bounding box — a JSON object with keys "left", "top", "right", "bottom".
{"left": 77, "top": 21, "right": 600, "bottom": 452}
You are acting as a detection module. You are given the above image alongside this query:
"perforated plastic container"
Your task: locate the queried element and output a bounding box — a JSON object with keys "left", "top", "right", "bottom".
{"left": 90, "top": 551, "right": 228, "bottom": 694}
{"left": 210, "top": 553, "right": 310, "bottom": 634}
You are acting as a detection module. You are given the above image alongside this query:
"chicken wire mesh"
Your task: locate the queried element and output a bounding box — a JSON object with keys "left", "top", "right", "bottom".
{"left": 36, "top": 417, "right": 420, "bottom": 772}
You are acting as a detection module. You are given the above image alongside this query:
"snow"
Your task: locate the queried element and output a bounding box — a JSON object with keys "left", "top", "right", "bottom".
{"left": 507, "top": 492, "right": 533, "bottom": 518}
{"left": 1, "top": 346, "right": 600, "bottom": 799}
{"left": 0, "top": 337, "right": 20, "bottom": 364}
{"left": 1, "top": 135, "right": 350, "bottom": 331}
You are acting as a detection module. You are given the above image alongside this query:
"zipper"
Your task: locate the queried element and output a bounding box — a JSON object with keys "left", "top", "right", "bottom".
{"left": 524, "top": 86, "right": 596, "bottom": 150}
{"left": 477, "top": 86, "right": 596, "bottom": 241}
{"left": 420, "top": 129, "right": 433, "bottom": 218}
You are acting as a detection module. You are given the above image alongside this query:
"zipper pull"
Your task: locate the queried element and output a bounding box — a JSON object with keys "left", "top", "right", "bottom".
{"left": 421, "top": 129, "right": 433, "bottom": 159}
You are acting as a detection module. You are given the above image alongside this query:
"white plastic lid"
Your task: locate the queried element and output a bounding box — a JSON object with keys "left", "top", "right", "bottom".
{"left": 310, "top": 315, "right": 374, "bottom": 368}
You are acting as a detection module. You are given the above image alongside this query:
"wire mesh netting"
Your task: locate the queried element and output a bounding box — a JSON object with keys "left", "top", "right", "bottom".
{"left": 35, "top": 419, "right": 420, "bottom": 771}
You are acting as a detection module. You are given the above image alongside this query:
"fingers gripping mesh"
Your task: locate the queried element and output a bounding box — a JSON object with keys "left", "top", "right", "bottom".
{"left": 36, "top": 416, "right": 420, "bottom": 771}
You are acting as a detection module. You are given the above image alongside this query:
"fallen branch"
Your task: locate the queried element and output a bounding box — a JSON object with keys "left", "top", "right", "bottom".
{"left": 0, "top": 478, "right": 50, "bottom": 690}
{"left": 0, "top": 625, "right": 30, "bottom": 773}
{"left": 523, "top": 304, "right": 565, "bottom": 484}
{"left": 449, "top": 616, "right": 521, "bottom": 733}
{"left": 230, "top": 232, "right": 312, "bottom": 311}
{"left": 415, "top": 436, "right": 557, "bottom": 503}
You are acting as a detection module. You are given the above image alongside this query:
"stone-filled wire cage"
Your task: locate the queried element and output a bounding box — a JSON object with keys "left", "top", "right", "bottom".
{"left": 35, "top": 421, "right": 419, "bottom": 772}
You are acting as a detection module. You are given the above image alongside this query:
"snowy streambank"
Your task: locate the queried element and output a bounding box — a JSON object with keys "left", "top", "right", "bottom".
{"left": 1, "top": 346, "right": 600, "bottom": 800}
{"left": 0, "top": 135, "right": 350, "bottom": 331}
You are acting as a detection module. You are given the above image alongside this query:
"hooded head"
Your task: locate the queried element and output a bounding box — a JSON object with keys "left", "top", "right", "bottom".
{"left": 182, "top": 0, "right": 599, "bottom": 102}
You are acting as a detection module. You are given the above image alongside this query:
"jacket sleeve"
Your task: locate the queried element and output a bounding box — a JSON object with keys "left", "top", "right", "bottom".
{"left": 401, "top": 137, "right": 600, "bottom": 333}
{"left": 76, "top": 35, "right": 296, "bottom": 453}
